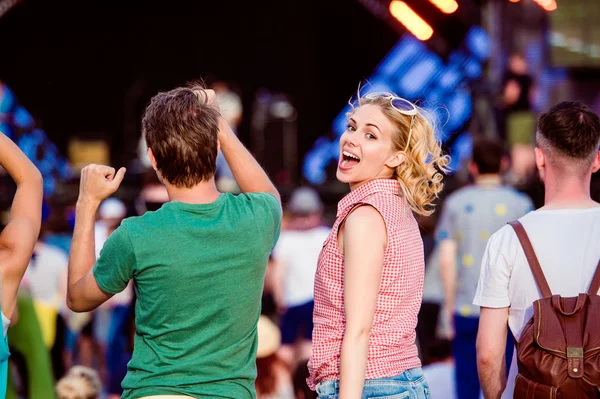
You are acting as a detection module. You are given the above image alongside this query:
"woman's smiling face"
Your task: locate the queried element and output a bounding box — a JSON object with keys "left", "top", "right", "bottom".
{"left": 337, "top": 104, "right": 403, "bottom": 190}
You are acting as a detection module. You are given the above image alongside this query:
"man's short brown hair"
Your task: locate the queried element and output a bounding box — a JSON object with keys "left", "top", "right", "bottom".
{"left": 537, "top": 101, "right": 600, "bottom": 166}
{"left": 472, "top": 136, "right": 506, "bottom": 175}
{"left": 142, "top": 85, "right": 220, "bottom": 188}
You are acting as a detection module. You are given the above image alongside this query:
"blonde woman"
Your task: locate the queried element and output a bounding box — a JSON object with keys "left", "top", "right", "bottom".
{"left": 308, "top": 92, "right": 449, "bottom": 399}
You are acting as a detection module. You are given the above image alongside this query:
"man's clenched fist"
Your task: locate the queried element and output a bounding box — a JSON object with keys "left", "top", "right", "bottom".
{"left": 79, "top": 164, "right": 126, "bottom": 205}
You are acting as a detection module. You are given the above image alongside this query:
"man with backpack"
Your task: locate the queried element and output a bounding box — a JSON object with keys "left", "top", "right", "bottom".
{"left": 474, "top": 101, "right": 600, "bottom": 398}
{"left": 436, "top": 136, "right": 533, "bottom": 398}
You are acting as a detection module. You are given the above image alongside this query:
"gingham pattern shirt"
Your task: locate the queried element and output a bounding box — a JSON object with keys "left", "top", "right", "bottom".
{"left": 307, "top": 179, "right": 424, "bottom": 389}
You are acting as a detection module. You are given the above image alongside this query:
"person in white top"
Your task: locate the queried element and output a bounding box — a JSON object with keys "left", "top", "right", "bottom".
{"left": 271, "top": 187, "right": 329, "bottom": 367}
{"left": 473, "top": 101, "right": 600, "bottom": 398}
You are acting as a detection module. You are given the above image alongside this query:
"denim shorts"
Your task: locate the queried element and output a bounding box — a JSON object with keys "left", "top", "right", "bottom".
{"left": 316, "top": 368, "right": 430, "bottom": 399}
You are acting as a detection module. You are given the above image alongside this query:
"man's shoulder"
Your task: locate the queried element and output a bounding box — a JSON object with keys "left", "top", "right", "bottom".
{"left": 487, "top": 223, "right": 519, "bottom": 252}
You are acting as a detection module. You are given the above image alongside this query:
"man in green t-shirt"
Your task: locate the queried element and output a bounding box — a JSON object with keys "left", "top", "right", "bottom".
{"left": 66, "top": 85, "right": 282, "bottom": 399}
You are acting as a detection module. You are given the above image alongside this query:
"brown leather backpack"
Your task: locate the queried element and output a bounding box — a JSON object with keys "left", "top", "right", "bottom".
{"left": 509, "top": 221, "right": 600, "bottom": 398}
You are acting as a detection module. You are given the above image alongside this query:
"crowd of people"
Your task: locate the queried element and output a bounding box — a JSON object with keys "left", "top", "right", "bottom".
{"left": 1, "top": 78, "right": 599, "bottom": 399}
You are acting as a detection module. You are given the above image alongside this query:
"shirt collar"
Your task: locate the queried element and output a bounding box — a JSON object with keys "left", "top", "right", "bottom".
{"left": 336, "top": 179, "right": 401, "bottom": 218}
{"left": 474, "top": 175, "right": 503, "bottom": 187}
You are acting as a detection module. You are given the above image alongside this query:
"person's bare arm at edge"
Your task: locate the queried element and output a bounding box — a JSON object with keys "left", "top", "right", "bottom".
{"left": 0, "top": 133, "right": 43, "bottom": 323}
{"left": 439, "top": 239, "right": 458, "bottom": 337}
{"left": 67, "top": 165, "right": 126, "bottom": 312}
{"left": 202, "top": 89, "right": 280, "bottom": 203}
{"left": 477, "top": 307, "right": 509, "bottom": 399}
{"left": 339, "top": 205, "right": 386, "bottom": 399}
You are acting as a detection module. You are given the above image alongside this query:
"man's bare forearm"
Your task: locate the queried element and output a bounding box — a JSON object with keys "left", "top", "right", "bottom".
{"left": 67, "top": 199, "right": 99, "bottom": 303}
{"left": 440, "top": 252, "right": 457, "bottom": 310}
{"left": 218, "top": 119, "right": 280, "bottom": 201}
{"left": 478, "top": 355, "right": 506, "bottom": 399}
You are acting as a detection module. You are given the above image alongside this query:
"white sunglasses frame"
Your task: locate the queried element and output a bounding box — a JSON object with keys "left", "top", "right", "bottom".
{"left": 363, "top": 92, "right": 417, "bottom": 152}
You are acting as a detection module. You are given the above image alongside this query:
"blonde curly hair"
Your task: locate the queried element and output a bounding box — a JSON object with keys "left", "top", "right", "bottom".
{"left": 353, "top": 94, "right": 450, "bottom": 216}
{"left": 56, "top": 366, "right": 101, "bottom": 399}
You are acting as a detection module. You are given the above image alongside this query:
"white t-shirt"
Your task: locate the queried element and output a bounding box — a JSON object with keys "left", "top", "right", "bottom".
{"left": 272, "top": 226, "right": 330, "bottom": 307}
{"left": 22, "top": 242, "right": 68, "bottom": 311}
{"left": 473, "top": 206, "right": 600, "bottom": 398}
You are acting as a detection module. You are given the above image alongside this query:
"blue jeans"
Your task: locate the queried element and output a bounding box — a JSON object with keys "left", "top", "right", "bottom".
{"left": 280, "top": 300, "right": 314, "bottom": 344}
{"left": 316, "top": 368, "right": 430, "bottom": 399}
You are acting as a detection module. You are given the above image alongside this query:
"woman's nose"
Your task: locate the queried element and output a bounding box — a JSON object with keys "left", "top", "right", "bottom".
{"left": 345, "top": 135, "right": 358, "bottom": 147}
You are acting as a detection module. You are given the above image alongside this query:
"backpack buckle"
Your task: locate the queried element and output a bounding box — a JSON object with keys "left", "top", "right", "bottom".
{"left": 567, "top": 347, "right": 584, "bottom": 378}
{"left": 566, "top": 347, "right": 583, "bottom": 358}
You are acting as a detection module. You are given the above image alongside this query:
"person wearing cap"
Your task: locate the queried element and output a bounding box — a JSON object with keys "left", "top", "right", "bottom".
{"left": 271, "top": 187, "right": 329, "bottom": 368}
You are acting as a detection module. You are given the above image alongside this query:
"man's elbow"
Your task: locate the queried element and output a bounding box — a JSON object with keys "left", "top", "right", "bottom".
{"left": 66, "top": 291, "right": 90, "bottom": 313}
{"left": 20, "top": 168, "right": 43, "bottom": 188}
{"left": 476, "top": 344, "right": 501, "bottom": 370}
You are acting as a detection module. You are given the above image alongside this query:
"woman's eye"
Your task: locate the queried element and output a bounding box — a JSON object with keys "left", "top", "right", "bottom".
{"left": 366, "top": 133, "right": 376, "bottom": 140}
{"left": 347, "top": 125, "right": 356, "bottom": 132}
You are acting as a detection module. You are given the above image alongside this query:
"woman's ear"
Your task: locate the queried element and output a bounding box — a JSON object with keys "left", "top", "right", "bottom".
{"left": 386, "top": 151, "right": 406, "bottom": 169}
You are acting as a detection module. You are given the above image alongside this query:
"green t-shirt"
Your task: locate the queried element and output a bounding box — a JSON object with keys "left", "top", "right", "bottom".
{"left": 93, "top": 192, "right": 281, "bottom": 399}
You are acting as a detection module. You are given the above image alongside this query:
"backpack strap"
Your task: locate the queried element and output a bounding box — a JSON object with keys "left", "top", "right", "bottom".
{"left": 587, "top": 259, "right": 600, "bottom": 295}
{"left": 508, "top": 221, "right": 553, "bottom": 298}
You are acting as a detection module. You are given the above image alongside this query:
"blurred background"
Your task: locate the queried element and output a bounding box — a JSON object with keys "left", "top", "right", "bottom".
{"left": 1, "top": 0, "right": 599, "bottom": 398}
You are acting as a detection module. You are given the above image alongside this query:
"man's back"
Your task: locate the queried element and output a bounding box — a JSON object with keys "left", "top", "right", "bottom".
{"left": 437, "top": 184, "right": 533, "bottom": 316}
{"left": 93, "top": 192, "right": 281, "bottom": 399}
{"left": 474, "top": 206, "right": 600, "bottom": 397}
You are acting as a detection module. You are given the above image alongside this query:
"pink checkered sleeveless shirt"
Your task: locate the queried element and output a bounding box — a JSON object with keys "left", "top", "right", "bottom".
{"left": 307, "top": 179, "right": 424, "bottom": 389}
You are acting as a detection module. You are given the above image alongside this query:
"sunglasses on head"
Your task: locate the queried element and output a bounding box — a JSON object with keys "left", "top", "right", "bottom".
{"left": 363, "top": 92, "right": 418, "bottom": 152}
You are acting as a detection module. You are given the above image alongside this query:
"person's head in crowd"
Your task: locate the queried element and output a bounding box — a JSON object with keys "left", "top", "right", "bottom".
{"left": 255, "top": 315, "right": 289, "bottom": 397}
{"left": 142, "top": 83, "right": 220, "bottom": 189}
{"left": 508, "top": 53, "right": 528, "bottom": 75}
{"left": 338, "top": 91, "right": 450, "bottom": 216}
{"left": 469, "top": 137, "right": 507, "bottom": 178}
{"left": 56, "top": 366, "right": 101, "bottom": 399}
{"left": 211, "top": 81, "right": 243, "bottom": 128}
{"left": 98, "top": 197, "right": 126, "bottom": 230}
{"left": 535, "top": 101, "right": 600, "bottom": 184}
{"left": 293, "top": 360, "right": 317, "bottom": 399}
{"left": 426, "top": 339, "right": 453, "bottom": 364}
{"left": 285, "top": 187, "right": 324, "bottom": 230}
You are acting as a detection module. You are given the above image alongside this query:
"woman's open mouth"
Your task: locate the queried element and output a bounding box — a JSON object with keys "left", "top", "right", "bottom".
{"left": 339, "top": 150, "right": 361, "bottom": 170}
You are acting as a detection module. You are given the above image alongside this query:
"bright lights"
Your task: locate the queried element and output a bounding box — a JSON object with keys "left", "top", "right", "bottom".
{"left": 428, "top": 0, "right": 458, "bottom": 14}
{"left": 389, "top": 1, "right": 434, "bottom": 41}
{"left": 533, "top": 0, "right": 557, "bottom": 11}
